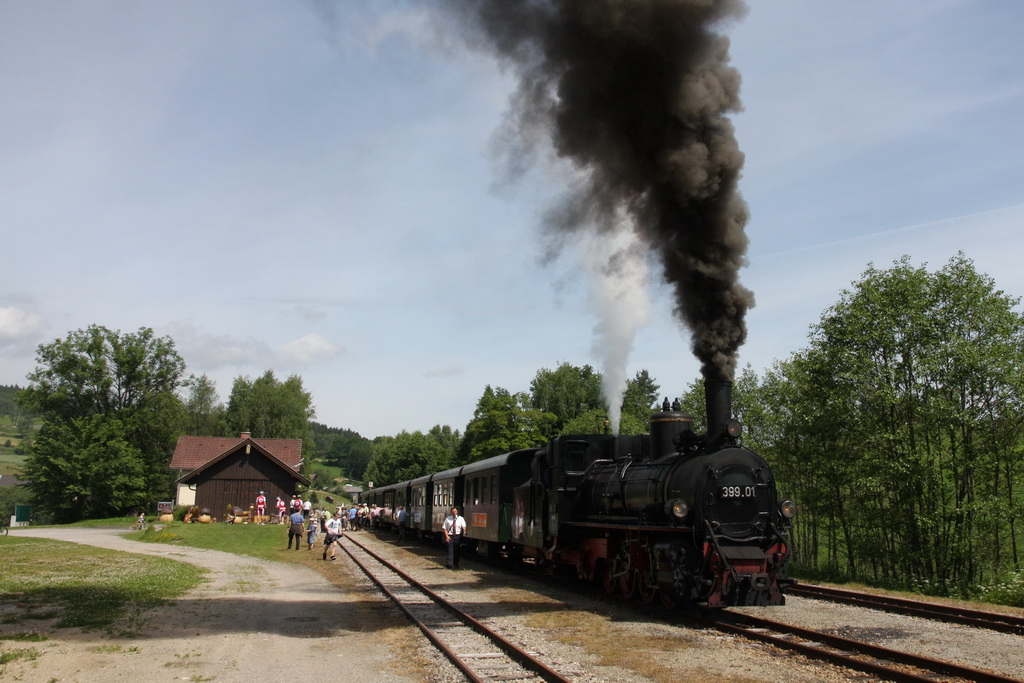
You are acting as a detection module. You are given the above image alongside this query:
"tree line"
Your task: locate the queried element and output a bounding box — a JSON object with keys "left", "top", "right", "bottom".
{"left": 734, "top": 254, "right": 1024, "bottom": 598}
{"left": 361, "top": 366, "right": 660, "bottom": 486}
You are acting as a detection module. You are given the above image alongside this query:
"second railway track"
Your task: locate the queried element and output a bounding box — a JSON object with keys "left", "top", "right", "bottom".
{"left": 338, "top": 533, "right": 573, "bottom": 683}
{"left": 790, "top": 584, "right": 1024, "bottom": 636}
{"left": 708, "top": 611, "right": 1021, "bottom": 683}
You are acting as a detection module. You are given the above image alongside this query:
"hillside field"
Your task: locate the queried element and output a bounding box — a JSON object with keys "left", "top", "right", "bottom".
{"left": 0, "top": 414, "right": 27, "bottom": 475}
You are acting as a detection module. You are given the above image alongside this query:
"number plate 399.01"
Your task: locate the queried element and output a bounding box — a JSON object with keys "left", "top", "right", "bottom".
{"left": 720, "top": 485, "right": 755, "bottom": 499}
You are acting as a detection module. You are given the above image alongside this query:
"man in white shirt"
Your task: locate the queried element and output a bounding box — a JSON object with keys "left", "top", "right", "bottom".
{"left": 442, "top": 506, "right": 467, "bottom": 569}
{"left": 322, "top": 513, "right": 342, "bottom": 561}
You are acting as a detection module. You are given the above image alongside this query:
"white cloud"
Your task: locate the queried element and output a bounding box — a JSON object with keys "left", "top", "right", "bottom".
{"left": 276, "top": 333, "right": 342, "bottom": 365}
{"left": 0, "top": 306, "right": 45, "bottom": 342}
{"left": 160, "top": 320, "right": 273, "bottom": 370}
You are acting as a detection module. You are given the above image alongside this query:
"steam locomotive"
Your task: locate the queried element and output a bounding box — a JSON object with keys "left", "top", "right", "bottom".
{"left": 364, "top": 380, "right": 796, "bottom": 607}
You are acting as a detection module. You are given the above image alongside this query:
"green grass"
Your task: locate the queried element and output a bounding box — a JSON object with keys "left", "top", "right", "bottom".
{"left": 0, "top": 648, "right": 39, "bottom": 665}
{"left": 71, "top": 516, "right": 143, "bottom": 528}
{"left": 0, "top": 536, "right": 206, "bottom": 630}
{"left": 22, "top": 516, "right": 144, "bottom": 530}
{"left": 0, "top": 414, "right": 27, "bottom": 475}
{"left": 0, "top": 453, "right": 24, "bottom": 476}
{"left": 0, "top": 413, "right": 38, "bottom": 475}
{"left": 137, "top": 520, "right": 292, "bottom": 562}
{"left": 0, "top": 632, "right": 47, "bottom": 642}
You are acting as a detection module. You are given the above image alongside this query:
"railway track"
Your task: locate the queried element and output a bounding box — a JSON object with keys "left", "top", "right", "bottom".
{"left": 709, "top": 611, "right": 1021, "bottom": 683}
{"left": 790, "top": 584, "right": 1024, "bottom": 636}
{"left": 350, "top": 531, "right": 1022, "bottom": 680}
{"left": 338, "top": 533, "right": 573, "bottom": 683}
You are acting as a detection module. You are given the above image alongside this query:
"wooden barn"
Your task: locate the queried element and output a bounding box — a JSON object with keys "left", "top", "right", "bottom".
{"left": 171, "top": 432, "right": 309, "bottom": 518}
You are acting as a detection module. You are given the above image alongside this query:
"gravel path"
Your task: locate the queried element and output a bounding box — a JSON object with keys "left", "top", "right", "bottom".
{"left": 1, "top": 526, "right": 422, "bottom": 682}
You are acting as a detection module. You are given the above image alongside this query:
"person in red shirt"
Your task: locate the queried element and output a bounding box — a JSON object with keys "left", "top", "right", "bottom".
{"left": 276, "top": 497, "right": 286, "bottom": 524}
{"left": 255, "top": 491, "right": 267, "bottom": 524}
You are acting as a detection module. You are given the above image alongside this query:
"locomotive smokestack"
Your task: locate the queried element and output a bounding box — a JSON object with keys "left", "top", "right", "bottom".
{"left": 704, "top": 379, "right": 732, "bottom": 440}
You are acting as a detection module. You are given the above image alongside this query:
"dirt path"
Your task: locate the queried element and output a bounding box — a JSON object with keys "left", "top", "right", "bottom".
{"left": 1, "top": 527, "right": 423, "bottom": 682}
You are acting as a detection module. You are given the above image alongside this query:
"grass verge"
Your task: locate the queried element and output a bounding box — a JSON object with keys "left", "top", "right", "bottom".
{"left": 134, "top": 520, "right": 291, "bottom": 562}
{"left": 0, "top": 536, "right": 206, "bottom": 630}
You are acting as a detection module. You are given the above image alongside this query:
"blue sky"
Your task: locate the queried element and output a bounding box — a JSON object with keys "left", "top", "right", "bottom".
{"left": 2, "top": 1, "right": 1022, "bottom": 438}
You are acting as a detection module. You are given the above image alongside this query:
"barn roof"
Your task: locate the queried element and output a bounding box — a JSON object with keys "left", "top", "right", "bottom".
{"left": 170, "top": 435, "right": 303, "bottom": 471}
{"left": 174, "top": 436, "right": 310, "bottom": 486}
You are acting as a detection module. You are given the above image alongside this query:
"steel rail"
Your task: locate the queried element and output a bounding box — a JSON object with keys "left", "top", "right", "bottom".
{"left": 790, "top": 584, "right": 1024, "bottom": 636}
{"left": 710, "top": 612, "right": 1020, "bottom": 683}
{"left": 339, "top": 534, "right": 572, "bottom": 683}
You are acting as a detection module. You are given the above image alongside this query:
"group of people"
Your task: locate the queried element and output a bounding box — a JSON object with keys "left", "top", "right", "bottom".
{"left": 280, "top": 499, "right": 383, "bottom": 557}
{"left": 273, "top": 492, "right": 468, "bottom": 570}
{"left": 285, "top": 503, "right": 346, "bottom": 559}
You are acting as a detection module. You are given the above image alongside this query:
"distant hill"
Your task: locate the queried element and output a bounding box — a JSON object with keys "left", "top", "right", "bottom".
{"left": 309, "top": 421, "right": 373, "bottom": 481}
{"left": 0, "top": 385, "right": 24, "bottom": 418}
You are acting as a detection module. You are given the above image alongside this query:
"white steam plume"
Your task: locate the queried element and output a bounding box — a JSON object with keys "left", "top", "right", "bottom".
{"left": 577, "top": 230, "right": 652, "bottom": 434}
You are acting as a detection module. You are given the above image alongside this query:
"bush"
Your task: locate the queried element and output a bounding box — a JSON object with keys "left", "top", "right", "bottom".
{"left": 975, "top": 572, "right": 1024, "bottom": 608}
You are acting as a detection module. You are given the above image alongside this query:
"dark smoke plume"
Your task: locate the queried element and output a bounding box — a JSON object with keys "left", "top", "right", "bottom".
{"left": 445, "top": 0, "right": 754, "bottom": 381}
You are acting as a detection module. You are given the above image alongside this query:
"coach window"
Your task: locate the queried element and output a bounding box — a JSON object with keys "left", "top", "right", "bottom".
{"left": 490, "top": 474, "right": 497, "bottom": 504}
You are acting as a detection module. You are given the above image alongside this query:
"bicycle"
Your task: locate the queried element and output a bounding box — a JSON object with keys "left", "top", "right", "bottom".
{"left": 128, "top": 520, "right": 148, "bottom": 531}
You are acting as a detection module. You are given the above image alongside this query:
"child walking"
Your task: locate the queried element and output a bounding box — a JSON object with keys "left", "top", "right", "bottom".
{"left": 306, "top": 512, "right": 319, "bottom": 550}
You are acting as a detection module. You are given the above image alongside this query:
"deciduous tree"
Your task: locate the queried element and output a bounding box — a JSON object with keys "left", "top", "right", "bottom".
{"left": 224, "top": 370, "right": 315, "bottom": 448}
{"left": 769, "top": 254, "right": 1024, "bottom": 589}
{"left": 460, "top": 386, "right": 556, "bottom": 464}
{"left": 20, "top": 326, "right": 186, "bottom": 521}
{"left": 529, "top": 363, "right": 602, "bottom": 435}
{"left": 364, "top": 431, "right": 451, "bottom": 486}
{"left": 183, "top": 373, "right": 225, "bottom": 436}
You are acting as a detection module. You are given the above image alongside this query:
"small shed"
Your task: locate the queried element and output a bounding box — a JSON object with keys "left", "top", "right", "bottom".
{"left": 343, "top": 483, "right": 364, "bottom": 502}
{"left": 171, "top": 432, "right": 309, "bottom": 517}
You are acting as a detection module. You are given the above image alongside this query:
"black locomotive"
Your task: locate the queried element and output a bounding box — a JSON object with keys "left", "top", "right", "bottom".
{"left": 365, "top": 380, "right": 796, "bottom": 607}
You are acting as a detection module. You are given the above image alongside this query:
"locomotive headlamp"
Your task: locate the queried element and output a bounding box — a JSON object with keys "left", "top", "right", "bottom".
{"left": 666, "top": 499, "right": 690, "bottom": 519}
{"left": 780, "top": 500, "right": 797, "bottom": 519}
{"left": 726, "top": 419, "right": 742, "bottom": 438}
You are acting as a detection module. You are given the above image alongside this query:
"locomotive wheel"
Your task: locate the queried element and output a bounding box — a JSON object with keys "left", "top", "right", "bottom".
{"left": 619, "top": 569, "right": 639, "bottom": 599}
{"left": 638, "top": 580, "right": 658, "bottom": 604}
{"left": 660, "top": 589, "right": 677, "bottom": 609}
{"left": 601, "top": 565, "right": 618, "bottom": 595}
